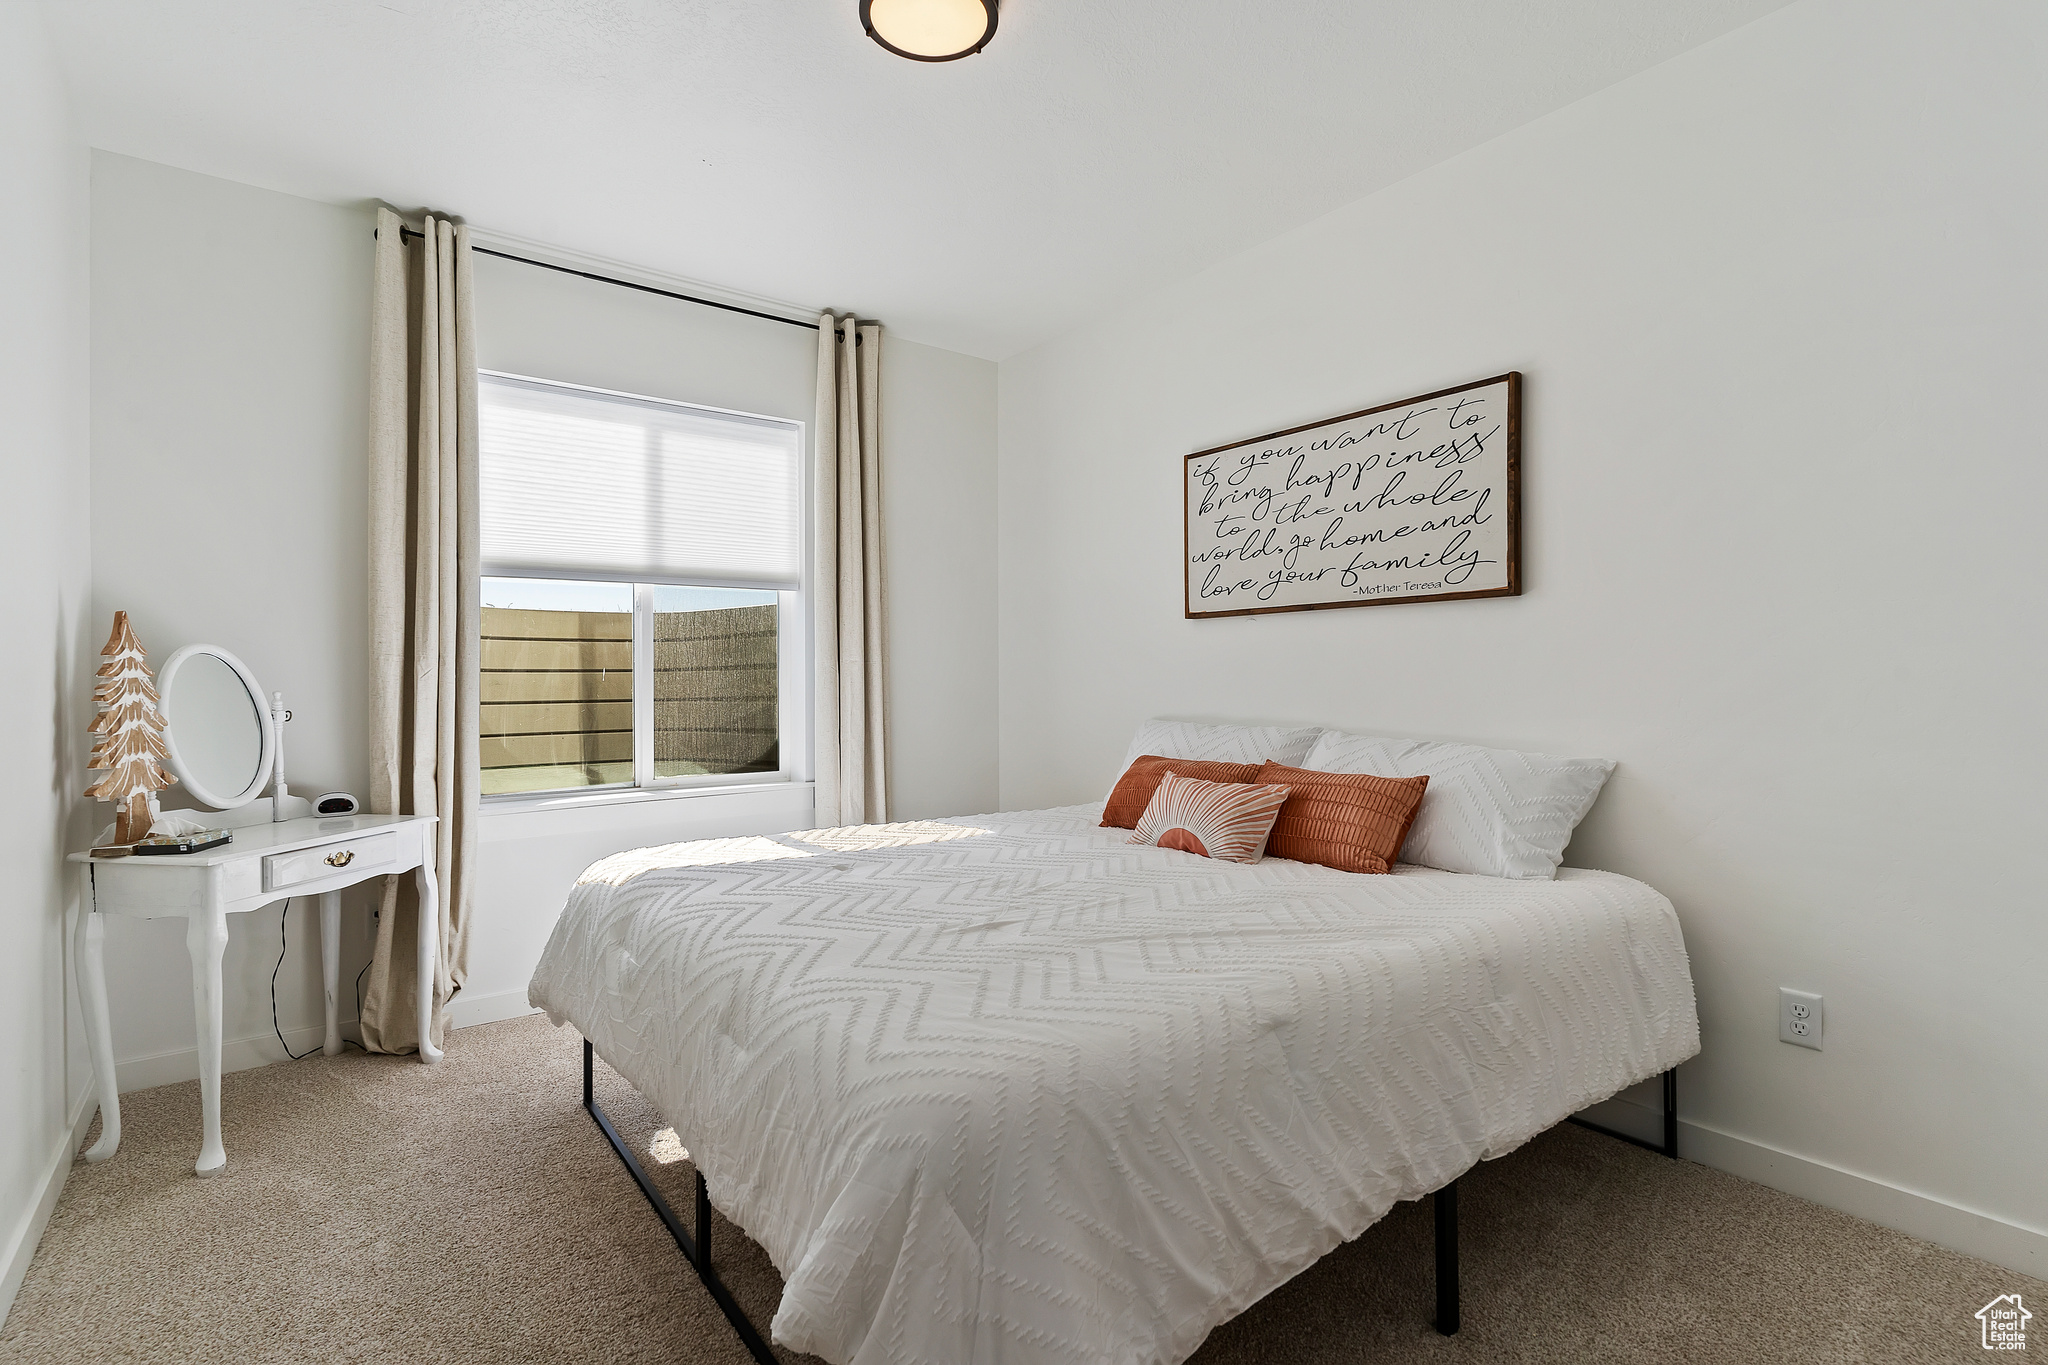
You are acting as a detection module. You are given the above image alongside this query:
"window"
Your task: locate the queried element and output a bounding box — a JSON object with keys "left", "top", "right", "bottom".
{"left": 478, "top": 373, "right": 804, "bottom": 798}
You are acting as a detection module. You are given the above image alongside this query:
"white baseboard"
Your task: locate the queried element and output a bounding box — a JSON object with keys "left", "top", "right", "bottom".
{"left": 0, "top": 1091, "right": 96, "bottom": 1330}
{"left": 445, "top": 986, "right": 541, "bottom": 1032}
{"left": 114, "top": 1021, "right": 348, "bottom": 1094}
{"left": 1581, "top": 1094, "right": 2046, "bottom": 1280}
{"left": 110, "top": 989, "right": 537, "bottom": 1094}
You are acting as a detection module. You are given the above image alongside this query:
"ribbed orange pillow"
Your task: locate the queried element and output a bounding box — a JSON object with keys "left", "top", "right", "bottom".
{"left": 1102, "top": 755, "right": 1262, "bottom": 829}
{"left": 1256, "top": 761, "right": 1430, "bottom": 875}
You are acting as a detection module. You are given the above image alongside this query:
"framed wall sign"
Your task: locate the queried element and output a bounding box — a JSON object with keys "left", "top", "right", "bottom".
{"left": 1184, "top": 372, "right": 1520, "bottom": 618}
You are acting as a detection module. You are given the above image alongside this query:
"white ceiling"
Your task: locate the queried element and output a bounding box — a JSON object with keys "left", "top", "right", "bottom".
{"left": 41, "top": 0, "right": 1791, "bottom": 359}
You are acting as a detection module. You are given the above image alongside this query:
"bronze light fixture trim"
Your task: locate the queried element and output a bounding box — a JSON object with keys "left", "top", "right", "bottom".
{"left": 860, "top": 0, "right": 998, "bottom": 62}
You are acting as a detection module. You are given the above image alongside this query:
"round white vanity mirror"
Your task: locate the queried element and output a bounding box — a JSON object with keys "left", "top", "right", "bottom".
{"left": 158, "top": 645, "right": 275, "bottom": 809}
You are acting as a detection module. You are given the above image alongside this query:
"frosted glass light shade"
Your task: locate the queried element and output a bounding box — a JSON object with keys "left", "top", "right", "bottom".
{"left": 861, "top": 0, "right": 997, "bottom": 61}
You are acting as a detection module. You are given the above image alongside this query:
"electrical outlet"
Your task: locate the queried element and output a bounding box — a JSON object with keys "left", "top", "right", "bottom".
{"left": 1779, "top": 988, "right": 1823, "bottom": 1050}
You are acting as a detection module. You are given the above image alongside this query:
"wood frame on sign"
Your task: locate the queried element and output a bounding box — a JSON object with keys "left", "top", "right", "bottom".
{"left": 1183, "top": 372, "right": 1522, "bottom": 619}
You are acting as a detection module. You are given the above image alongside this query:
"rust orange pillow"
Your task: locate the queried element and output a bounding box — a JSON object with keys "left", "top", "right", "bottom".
{"left": 1101, "top": 755, "right": 1261, "bottom": 829}
{"left": 1256, "top": 761, "right": 1430, "bottom": 875}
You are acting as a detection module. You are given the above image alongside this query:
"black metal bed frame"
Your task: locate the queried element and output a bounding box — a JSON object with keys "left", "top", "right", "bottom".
{"left": 584, "top": 1040, "right": 780, "bottom": 1363}
{"left": 583, "top": 1039, "right": 1677, "bottom": 1356}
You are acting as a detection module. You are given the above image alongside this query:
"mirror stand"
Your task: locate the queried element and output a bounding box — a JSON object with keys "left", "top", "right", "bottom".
{"left": 209, "top": 795, "right": 313, "bottom": 830}
{"left": 268, "top": 688, "right": 290, "bottom": 822}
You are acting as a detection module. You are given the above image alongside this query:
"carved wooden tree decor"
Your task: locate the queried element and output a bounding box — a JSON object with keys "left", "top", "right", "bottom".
{"left": 84, "top": 611, "right": 177, "bottom": 844}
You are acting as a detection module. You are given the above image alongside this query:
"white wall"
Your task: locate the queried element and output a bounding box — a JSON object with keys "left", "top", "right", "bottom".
{"left": 878, "top": 337, "right": 1001, "bottom": 820}
{"left": 0, "top": 0, "right": 91, "bottom": 1325}
{"left": 996, "top": 0, "right": 2047, "bottom": 1273}
{"left": 89, "top": 152, "right": 380, "bottom": 1086}
{"left": 85, "top": 157, "right": 1000, "bottom": 1075}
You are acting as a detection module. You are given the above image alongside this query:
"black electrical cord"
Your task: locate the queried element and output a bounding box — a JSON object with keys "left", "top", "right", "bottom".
{"left": 272, "top": 898, "right": 371, "bottom": 1059}
{"left": 271, "top": 898, "right": 316, "bottom": 1060}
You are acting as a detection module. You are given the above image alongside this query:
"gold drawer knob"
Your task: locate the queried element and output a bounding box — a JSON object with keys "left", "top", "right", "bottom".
{"left": 324, "top": 849, "right": 355, "bottom": 868}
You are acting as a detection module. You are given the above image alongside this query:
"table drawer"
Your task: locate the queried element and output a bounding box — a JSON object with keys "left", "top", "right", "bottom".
{"left": 264, "top": 831, "right": 398, "bottom": 891}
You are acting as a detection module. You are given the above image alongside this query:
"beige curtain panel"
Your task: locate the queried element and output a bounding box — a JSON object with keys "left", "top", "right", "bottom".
{"left": 813, "top": 315, "right": 888, "bottom": 828}
{"left": 360, "top": 206, "right": 481, "bottom": 1054}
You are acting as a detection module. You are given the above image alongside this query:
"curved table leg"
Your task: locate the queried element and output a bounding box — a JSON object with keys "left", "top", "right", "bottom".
{"left": 188, "top": 907, "right": 230, "bottom": 1176}
{"left": 73, "top": 898, "right": 121, "bottom": 1164}
{"left": 319, "top": 891, "right": 342, "bottom": 1057}
{"left": 1434, "top": 1180, "right": 1460, "bottom": 1335}
{"left": 415, "top": 859, "right": 443, "bottom": 1065}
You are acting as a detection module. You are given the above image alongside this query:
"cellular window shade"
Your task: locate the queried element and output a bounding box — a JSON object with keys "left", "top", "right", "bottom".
{"left": 479, "top": 373, "right": 802, "bottom": 589}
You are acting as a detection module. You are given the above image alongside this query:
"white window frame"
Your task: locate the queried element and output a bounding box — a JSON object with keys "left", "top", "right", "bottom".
{"left": 478, "top": 370, "right": 811, "bottom": 807}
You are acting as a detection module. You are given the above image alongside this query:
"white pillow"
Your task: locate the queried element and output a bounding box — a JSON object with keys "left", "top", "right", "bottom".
{"left": 1118, "top": 718, "right": 1323, "bottom": 773}
{"left": 1302, "top": 730, "right": 1615, "bottom": 880}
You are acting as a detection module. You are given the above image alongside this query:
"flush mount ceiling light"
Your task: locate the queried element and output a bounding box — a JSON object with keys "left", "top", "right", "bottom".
{"left": 861, "top": 0, "right": 998, "bottom": 62}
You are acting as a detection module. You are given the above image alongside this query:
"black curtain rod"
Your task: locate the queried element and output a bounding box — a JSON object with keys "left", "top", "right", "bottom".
{"left": 385, "top": 223, "right": 833, "bottom": 333}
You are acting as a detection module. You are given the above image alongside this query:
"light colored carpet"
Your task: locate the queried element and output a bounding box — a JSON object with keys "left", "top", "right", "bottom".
{"left": 1, "top": 1014, "right": 2032, "bottom": 1364}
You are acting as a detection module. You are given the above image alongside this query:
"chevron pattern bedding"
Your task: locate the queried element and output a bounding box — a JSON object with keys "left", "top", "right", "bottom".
{"left": 529, "top": 803, "right": 1699, "bottom": 1365}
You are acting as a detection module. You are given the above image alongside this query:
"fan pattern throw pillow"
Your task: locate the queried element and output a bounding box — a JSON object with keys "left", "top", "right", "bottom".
{"left": 1129, "top": 770, "right": 1292, "bottom": 864}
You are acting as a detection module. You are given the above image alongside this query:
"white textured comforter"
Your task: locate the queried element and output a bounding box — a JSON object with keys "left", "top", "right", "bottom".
{"left": 528, "top": 804, "right": 1698, "bottom": 1365}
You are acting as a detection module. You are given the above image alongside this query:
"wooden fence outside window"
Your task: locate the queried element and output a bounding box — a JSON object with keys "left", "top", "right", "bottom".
{"left": 480, "top": 603, "right": 779, "bottom": 795}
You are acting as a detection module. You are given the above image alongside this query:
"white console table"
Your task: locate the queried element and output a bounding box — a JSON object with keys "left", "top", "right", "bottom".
{"left": 70, "top": 813, "right": 440, "bottom": 1176}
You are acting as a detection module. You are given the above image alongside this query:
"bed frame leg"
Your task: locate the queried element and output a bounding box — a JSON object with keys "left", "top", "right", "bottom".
{"left": 1434, "top": 1180, "right": 1459, "bottom": 1336}
{"left": 580, "top": 1036, "right": 777, "bottom": 1365}
{"left": 1430, "top": 1067, "right": 1683, "bottom": 1337}
{"left": 696, "top": 1169, "right": 713, "bottom": 1269}
{"left": 1662, "top": 1067, "right": 1679, "bottom": 1159}
{"left": 1566, "top": 1067, "right": 1681, "bottom": 1159}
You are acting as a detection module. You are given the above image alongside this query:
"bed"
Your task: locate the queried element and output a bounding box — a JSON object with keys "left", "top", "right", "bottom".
{"left": 529, "top": 802, "right": 1699, "bottom": 1365}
